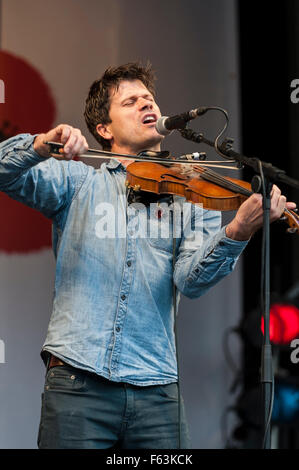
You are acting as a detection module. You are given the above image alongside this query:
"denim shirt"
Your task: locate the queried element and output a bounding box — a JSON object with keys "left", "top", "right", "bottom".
{"left": 0, "top": 134, "right": 248, "bottom": 386}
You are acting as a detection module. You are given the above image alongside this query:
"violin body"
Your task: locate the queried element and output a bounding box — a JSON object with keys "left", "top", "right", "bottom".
{"left": 126, "top": 162, "right": 252, "bottom": 211}
{"left": 126, "top": 162, "right": 299, "bottom": 232}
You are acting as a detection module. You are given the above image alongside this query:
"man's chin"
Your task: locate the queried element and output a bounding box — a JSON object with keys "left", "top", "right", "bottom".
{"left": 138, "top": 134, "right": 164, "bottom": 152}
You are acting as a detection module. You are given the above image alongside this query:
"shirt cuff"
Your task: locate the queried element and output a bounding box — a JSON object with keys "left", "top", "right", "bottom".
{"left": 14, "top": 133, "right": 50, "bottom": 164}
{"left": 209, "top": 225, "right": 249, "bottom": 258}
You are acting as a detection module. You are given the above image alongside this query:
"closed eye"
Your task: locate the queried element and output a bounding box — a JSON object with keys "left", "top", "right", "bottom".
{"left": 122, "top": 95, "right": 155, "bottom": 106}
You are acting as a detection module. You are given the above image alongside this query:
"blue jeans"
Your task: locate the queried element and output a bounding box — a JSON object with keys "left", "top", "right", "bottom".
{"left": 37, "top": 364, "right": 191, "bottom": 449}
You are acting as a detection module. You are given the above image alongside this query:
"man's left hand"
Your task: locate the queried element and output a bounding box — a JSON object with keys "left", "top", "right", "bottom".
{"left": 225, "top": 185, "right": 297, "bottom": 241}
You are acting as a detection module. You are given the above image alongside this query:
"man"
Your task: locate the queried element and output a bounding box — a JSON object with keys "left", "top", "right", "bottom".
{"left": 0, "top": 63, "right": 294, "bottom": 449}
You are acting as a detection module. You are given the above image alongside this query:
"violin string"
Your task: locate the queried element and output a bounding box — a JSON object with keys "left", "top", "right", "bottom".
{"left": 192, "top": 165, "right": 252, "bottom": 197}
{"left": 202, "top": 168, "right": 251, "bottom": 195}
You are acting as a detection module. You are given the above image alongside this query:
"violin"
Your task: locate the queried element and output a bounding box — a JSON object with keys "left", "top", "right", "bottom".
{"left": 45, "top": 141, "right": 299, "bottom": 234}
{"left": 126, "top": 161, "right": 299, "bottom": 234}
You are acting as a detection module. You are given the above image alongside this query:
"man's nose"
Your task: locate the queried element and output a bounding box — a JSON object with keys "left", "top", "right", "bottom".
{"left": 138, "top": 97, "right": 153, "bottom": 110}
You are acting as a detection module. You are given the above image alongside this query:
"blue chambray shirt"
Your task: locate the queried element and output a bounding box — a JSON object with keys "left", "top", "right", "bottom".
{"left": 0, "top": 134, "right": 248, "bottom": 386}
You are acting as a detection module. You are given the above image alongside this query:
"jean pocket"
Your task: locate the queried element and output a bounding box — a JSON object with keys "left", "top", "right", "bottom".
{"left": 156, "top": 383, "right": 178, "bottom": 400}
{"left": 45, "top": 365, "right": 86, "bottom": 391}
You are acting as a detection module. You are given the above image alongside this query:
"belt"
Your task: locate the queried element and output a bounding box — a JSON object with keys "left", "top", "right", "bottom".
{"left": 48, "top": 355, "right": 66, "bottom": 370}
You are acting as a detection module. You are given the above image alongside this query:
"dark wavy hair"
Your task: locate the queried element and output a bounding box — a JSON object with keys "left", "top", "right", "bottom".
{"left": 84, "top": 62, "right": 156, "bottom": 150}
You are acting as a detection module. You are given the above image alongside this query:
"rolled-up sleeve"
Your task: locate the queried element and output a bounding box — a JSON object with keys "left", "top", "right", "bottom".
{"left": 0, "top": 133, "right": 88, "bottom": 219}
{"left": 173, "top": 205, "right": 248, "bottom": 298}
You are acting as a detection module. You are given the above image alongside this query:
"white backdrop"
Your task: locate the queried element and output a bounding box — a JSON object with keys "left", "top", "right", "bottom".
{"left": 0, "top": 0, "right": 243, "bottom": 448}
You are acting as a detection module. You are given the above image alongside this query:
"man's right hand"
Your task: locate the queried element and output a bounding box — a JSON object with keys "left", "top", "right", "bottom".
{"left": 33, "top": 124, "right": 89, "bottom": 160}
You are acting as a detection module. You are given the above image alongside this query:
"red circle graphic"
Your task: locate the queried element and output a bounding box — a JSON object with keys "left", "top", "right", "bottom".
{"left": 0, "top": 50, "right": 56, "bottom": 253}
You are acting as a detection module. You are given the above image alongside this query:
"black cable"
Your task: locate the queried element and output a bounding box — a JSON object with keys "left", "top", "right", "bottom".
{"left": 179, "top": 106, "right": 231, "bottom": 162}
{"left": 212, "top": 107, "right": 230, "bottom": 159}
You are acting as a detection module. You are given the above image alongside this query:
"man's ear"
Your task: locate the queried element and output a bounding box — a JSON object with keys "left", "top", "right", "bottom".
{"left": 96, "top": 123, "right": 113, "bottom": 143}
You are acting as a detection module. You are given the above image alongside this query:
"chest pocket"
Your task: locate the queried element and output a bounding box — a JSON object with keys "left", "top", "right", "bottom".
{"left": 146, "top": 203, "right": 177, "bottom": 253}
{"left": 146, "top": 200, "right": 202, "bottom": 254}
{"left": 126, "top": 198, "right": 183, "bottom": 253}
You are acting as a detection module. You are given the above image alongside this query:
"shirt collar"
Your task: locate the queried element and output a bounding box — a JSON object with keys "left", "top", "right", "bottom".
{"left": 106, "top": 158, "right": 125, "bottom": 171}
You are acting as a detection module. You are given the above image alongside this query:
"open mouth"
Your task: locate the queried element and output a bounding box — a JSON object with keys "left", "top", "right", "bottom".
{"left": 142, "top": 114, "right": 158, "bottom": 126}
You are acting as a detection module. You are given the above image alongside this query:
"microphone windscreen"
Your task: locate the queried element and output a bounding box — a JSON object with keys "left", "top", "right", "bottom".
{"left": 155, "top": 116, "right": 173, "bottom": 136}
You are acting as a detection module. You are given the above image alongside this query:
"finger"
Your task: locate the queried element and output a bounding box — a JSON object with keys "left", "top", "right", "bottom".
{"left": 248, "top": 192, "right": 263, "bottom": 205}
{"left": 70, "top": 129, "right": 86, "bottom": 156}
{"left": 59, "top": 125, "right": 72, "bottom": 145}
{"left": 270, "top": 185, "right": 282, "bottom": 209}
{"left": 81, "top": 136, "right": 89, "bottom": 154}
{"left": 64, "top": 134, "right": 79, "bottom": 159}
{"left": 71, "top": 140, "right": 84, "bottom": 157}
{"left": 66, "top": 130, "right": 88, "bottom": 157}
{"left": 270, "top": 184, "right": 280, "bottom": 197}
{"left": 286, "top": 201, "right": 297, "bottom": 210}
{"left": 275, "top": 195, "right": 287, "bottom": 218}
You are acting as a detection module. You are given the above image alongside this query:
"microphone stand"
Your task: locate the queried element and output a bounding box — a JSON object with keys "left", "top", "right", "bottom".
{"left": 179, "top": 127, "right": 299, "bottom": 449}
{"left": 179, "top": 128, "right": 299, "bottom": 190}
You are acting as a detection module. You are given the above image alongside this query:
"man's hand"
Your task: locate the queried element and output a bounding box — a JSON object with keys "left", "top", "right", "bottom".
{"left": 226, "top": 185, "right": 297, "bottom": 241}
{"left": 33, "top": 124, "right": 88, "bottom": 160}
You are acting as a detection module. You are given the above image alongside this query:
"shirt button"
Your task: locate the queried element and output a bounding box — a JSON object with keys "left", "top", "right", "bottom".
{"left": 127, "top": 261, "right": 132, "bottom": 267}
{"left": 116, "top": 326, "right": 120, "bottom": 332}
{"left": 121, "top": 294, "right": 126, "bottom": 301}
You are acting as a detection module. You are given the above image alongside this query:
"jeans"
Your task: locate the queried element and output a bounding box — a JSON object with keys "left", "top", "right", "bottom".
{"left": 37, "top": 364, "right": 191, "bottom": 449}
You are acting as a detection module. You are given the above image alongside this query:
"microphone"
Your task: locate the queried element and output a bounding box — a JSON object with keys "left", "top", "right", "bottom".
{"left": 155, "top": 107, "right": 208, "bottom": 136}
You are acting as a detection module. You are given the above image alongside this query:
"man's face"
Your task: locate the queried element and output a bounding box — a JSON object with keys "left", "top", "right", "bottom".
{"left": 98, "top": 79, "right": 164, "bottom": 154}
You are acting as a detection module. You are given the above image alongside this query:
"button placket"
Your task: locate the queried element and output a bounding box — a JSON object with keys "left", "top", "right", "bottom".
{"left": 109, "top": 235, "right": 135, "bottom": 376}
